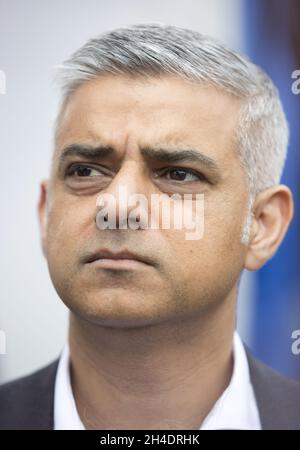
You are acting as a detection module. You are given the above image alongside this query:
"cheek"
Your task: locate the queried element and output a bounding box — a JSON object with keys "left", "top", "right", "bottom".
{"left": 45, "top": 197, "right": 95, "bottom": 268}
{"left": 164, "top": 200, "right": 246, "bottom": 293}
{"left": 205, "top": 187, "right": 248, "bottom": 248}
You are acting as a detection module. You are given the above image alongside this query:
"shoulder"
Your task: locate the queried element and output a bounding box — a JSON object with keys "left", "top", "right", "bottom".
{"left": 0, "top": 358, "right": 59, "bottom": 430}
{"left": 245, "top": 346, "right": 300, "bottom": 430}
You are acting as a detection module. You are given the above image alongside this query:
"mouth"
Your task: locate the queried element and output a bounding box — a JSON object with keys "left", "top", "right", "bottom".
{"left": 84, "top": 248, "right": 155, "bottom": 270}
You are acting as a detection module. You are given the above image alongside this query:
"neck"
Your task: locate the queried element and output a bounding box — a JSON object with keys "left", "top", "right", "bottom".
{"left": 68, "top": 295, "right": 236, "bottom": 430}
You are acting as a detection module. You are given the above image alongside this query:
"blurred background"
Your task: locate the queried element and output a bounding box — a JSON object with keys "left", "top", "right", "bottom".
{"left": 0, "top": 0, "right": 299, "bottom": 383}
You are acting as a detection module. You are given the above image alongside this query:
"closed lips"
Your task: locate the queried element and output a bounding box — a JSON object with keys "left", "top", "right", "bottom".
{"left": 85, "top": 249, "right": 153, "bottom": 266}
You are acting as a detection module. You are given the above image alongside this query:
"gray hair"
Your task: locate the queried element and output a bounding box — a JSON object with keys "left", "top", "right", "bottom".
{"left": 54, "top": 23, "right": 289, "bottom": 244}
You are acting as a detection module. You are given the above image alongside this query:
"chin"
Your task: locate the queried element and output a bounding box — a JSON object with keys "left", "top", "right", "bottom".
{"left": 68, "top": 291, "right": 170, "bottom": 329}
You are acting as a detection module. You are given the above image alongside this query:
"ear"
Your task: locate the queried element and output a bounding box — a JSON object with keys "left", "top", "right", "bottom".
{"left": 37, "top": 180, "right": 49, "bottom": 258}
{"left": 244, "top": 185, "right": 294, "bottom": 271}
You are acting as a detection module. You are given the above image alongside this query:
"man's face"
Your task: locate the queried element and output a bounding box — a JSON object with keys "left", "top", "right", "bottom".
{"left": 40, "top": 75, "right": 249, "bottom": 327}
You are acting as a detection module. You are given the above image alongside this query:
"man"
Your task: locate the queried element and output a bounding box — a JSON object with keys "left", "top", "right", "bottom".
{"left": 0, "top": 23, "right": 299, "bottom": 430}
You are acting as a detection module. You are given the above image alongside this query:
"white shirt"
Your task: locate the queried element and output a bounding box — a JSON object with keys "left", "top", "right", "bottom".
{"left": 54, "top": 331, "right": 261, "bottom": 430}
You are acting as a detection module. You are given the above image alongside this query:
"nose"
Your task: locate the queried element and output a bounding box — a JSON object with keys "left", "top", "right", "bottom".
{"left": 95, "top": 160, "right": 151, "bottom": 230}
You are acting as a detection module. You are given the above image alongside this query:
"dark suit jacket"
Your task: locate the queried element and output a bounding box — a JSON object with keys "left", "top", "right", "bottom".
{"left": 0, "top": 346, "right": 300, "bottom": 430}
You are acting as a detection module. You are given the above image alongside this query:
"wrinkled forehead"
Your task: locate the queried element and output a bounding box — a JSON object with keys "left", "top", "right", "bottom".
{"left": 53, "top": 75, "right": 242, "bottom": 165}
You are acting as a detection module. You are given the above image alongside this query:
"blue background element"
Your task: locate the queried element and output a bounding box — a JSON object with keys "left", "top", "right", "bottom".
{"left": 244, "top": 0, "right": 300, "bottom": 379}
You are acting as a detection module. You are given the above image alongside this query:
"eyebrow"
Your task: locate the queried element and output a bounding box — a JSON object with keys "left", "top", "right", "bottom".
{"left": 140, "top": 146, "right": 220, "bottom": 173}
{"left": 58, "top": 143, "right": 221, "bottom": 181}
{"left": 59, "top": 144, "right": 115, "bottom": 163}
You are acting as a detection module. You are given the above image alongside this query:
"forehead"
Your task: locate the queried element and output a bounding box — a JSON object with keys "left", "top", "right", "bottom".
{"left": 56, "top": 75, "right": 241, "bottom": 161}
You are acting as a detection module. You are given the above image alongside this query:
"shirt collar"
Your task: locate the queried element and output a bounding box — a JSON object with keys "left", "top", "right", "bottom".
{"left": 54, "top": 331, "right": 261, "bottom": 430}
{"left": 54, "top": 342, "right": 85, "bottom": 430}
{"left": 200, "top": 331, "right": 261, "bottom": 429}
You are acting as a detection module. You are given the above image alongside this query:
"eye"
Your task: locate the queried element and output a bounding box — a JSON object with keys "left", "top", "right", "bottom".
{"left": 157, "top": 167, "right": 207, "bottom": 182}
{"left": 67, "top": 164, "right": 103, "bottom": 177}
